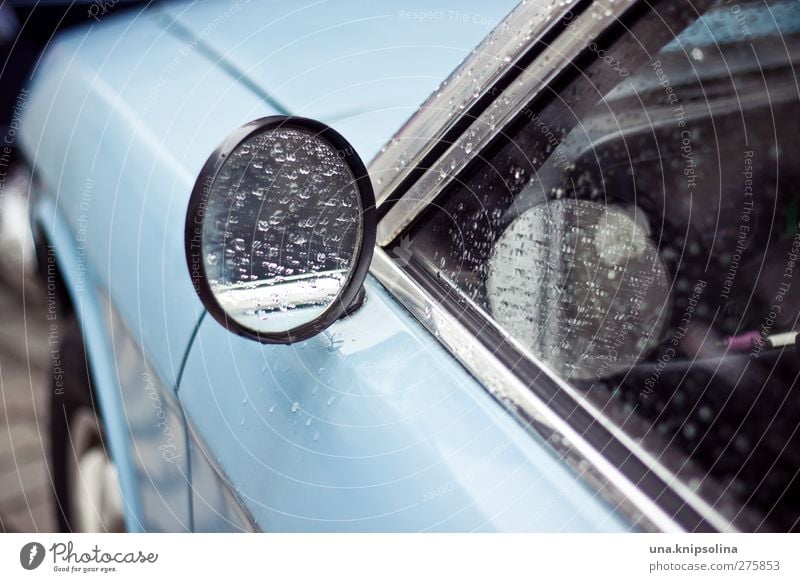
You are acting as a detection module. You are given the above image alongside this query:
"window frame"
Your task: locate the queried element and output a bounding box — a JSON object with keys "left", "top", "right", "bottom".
{"left": 367, "top": 0, "right": 756, "bottom": 532}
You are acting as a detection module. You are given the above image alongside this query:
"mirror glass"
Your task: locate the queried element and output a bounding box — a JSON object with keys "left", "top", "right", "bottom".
{"left": 200, "top": 125, "right": 363, "bottom": 334}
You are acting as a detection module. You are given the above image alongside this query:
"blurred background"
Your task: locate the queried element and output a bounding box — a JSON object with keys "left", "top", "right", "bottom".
{"left": 0, "top": 172, "right": 50, "bottom": 532}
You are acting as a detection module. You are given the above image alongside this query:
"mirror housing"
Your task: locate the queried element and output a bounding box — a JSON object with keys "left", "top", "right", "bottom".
{"left": 185, "top": 116, "right": 375, "bottom": 344}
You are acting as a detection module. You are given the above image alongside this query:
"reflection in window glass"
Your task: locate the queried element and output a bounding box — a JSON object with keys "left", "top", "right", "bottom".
{"left": 402, "top": 0, "right": 800, "bottom": 529}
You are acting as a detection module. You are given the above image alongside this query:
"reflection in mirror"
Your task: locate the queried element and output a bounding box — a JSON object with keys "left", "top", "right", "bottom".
{"left": 201, "top": 127, "right": 362, "bottom": 334}
{"left": 487, "top": 199, "right": 670, "bottom": 380}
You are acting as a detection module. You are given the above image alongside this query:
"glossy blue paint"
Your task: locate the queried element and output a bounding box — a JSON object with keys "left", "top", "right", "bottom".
{"left": 179, "top": 277, "right": 631, "bottom": 531}
{"left": 32, "top": 195, "right": 194, "bottom": 531}
{"left": 20, "top": 10, "right": 283, "bottom": 392}
{"left": 31, "top": 195, "right": 144, "bottom": 531}
{"left": 21, "top": 0, "right": 517, "bottom": 392}
{"left": 21, "top": 8, "right": 284, "bottom": 531}
{"left": 187, "top": 415, "right": 257, "bottom": 532}
{"left": 157, "top": 0, "right": 519, "bottom": 162}
{"left": 99, "top": 288, "right": 193, "bottom": 531}
{"left": 22, "top": 0, "right": 632, "bottom": 531}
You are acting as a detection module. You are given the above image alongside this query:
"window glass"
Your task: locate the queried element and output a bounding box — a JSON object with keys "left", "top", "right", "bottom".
{"left": 400, "top": 0, "right": 800, "bottom": 530}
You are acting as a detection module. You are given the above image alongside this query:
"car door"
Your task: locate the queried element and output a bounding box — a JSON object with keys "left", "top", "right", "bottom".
{"left": 180, "top": 0, "right": 800, "bottom": 532}
{"left": 176, "top": 1, "right": 636, "bottom": 533}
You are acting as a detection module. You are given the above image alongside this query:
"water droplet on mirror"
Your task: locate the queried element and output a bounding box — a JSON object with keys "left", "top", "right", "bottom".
{"left": 268, "top": 211, "right": 284, "bottom": 226}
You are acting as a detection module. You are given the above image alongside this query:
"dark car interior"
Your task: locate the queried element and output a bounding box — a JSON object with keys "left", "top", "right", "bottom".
{"left": 401, "top": 0, "right": 800, "bottom": 530}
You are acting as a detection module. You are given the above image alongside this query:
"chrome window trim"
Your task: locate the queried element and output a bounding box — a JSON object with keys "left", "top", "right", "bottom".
{"left": 407, "top": 240, "right": 753, "bottom": 532}
{"left": 372, "top": 250, "right": 738, "bottom": 532}
{"left": 367, "top": 0, "right": 748, "bottom": 531}
{"left": 376, "top": 0, "right": 640, "bottom": 245}
{"left": 370, "top": 249, "right": 679, "bottom": 532}
{"left": 368, "top": 0, "right": 585, "bottom": 208}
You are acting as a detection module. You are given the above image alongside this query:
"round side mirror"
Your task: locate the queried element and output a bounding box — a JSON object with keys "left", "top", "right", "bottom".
{"left": 185, "top": 116, "right": 375, "bottom": 344}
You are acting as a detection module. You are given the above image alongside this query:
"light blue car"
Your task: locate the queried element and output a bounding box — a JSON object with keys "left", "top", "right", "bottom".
{"left": 20, "top": 0, "right": 800, "bottom": 532}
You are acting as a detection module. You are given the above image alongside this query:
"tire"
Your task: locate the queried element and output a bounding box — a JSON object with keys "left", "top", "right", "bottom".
{"left": 48, "top": 315, "right": 124, "bottom": 532}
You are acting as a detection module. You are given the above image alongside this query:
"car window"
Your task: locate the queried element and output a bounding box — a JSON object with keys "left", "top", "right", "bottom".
{"left": 395, "top": 0, "right": 800, "bottom": 530}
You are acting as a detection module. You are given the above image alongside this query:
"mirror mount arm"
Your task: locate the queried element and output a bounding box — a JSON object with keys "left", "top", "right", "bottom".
{"left": 339, "top": 285, "right": 367, "bottom": 319}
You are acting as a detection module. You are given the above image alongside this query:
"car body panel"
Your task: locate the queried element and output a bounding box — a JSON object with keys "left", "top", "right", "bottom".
{"left": 21, "top": 0, "right": 631, "bottom": 531}
{"left": 31, "top": 195, "right": 147, "bottom": 530}
{"left": 187, "top": 431, "right": 256, "bottom": 532}
{"left": 21, "top": 10, "right": 286, "bottom": 531}
{"left": 32, "top": 193, "right": 192, "bottom": 531}
{"left": 157, "top": 0, "right": 517, "bottom": 162}
{"left": 179, "top": 277, "right": 630, "bottom": 531}
{"left": 20, "top": 13, "right": 282, "bottom": 391}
